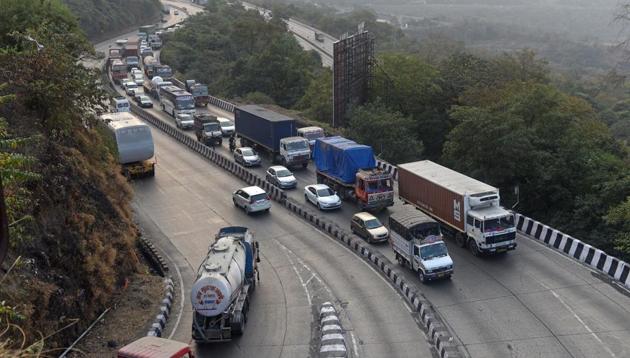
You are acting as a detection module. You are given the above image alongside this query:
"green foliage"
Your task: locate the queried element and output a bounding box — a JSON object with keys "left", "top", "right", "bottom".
{"left": 61, "top": 0, "right": 162, "bottom": 41}
{"left": 606, "top": 197, "right": 630, "bottom": 261}
{"left": 297, "top": 69, "right": 332, "bottom": 123}
{"left": 348, "top": 101, "right": 423, "bottom": 164}
{"left": 161, "top": 2, "right": 321, "bottom": 108}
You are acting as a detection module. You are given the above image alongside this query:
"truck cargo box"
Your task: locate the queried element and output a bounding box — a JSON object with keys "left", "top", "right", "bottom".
{"left": 313, "top": 136, "right": 376, "bottom": 184}
{"left": 398, "top": 160, "right": 498, "bottom": 232}
{"left": 234, "top": 105, "right": 296, "bottom": 152}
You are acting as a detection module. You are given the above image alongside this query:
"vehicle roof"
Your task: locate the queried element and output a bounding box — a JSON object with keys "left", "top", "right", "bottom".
{"left": 308, "top": 184, "right": 331, "bottom": 191}
{"left": 353, "top": 212, "right": 377, "bottom": 221}
{"left": 298, "top": 126, "right": 323, "bottom": 132}
{"left": 398, "top": 160, "right": 497, "bottom": 196}
{"left": 237, "top": 104, "right": 294, "bottom": 122}
{"left": 108, "top": 117, "right": 148, "bottom": 130}
{"left": 241, "top": 186, "right": 266, "bottom": 195}
{"left": 117, "top": 336, "right": 190, "bottom": 358}
{"left": 238, "top": 146, "right": 255, "bottom": 152}
{"left": 269, "top": 165, "right": 289, "bottom": 171}
{"left": 101, "top": 112, "right": 135, "bottom": 122}
{"left": 389, "top": 205, "right": 437, "bottom": 227}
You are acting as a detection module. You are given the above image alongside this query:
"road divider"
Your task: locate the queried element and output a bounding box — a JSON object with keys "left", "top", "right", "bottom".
{"left": 516, "top": 213, "right": 630, "bottom": 289}
{"left": 319, "top": 302, "right": 348, "bottom": 358}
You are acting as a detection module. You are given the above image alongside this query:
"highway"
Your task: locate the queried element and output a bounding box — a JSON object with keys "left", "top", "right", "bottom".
{"left": 98, "top": 1, "right": 630, "bottom": 357}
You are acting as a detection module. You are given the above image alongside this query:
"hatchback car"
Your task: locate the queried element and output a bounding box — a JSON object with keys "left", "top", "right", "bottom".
{"left": 233, "top": 186, "right": 271, "bottom": 214}
{"left": 234, "top": 147, "right": 261, "bottom": 167}
{"left": 135, "top": 95, "right": 153, "bottom": 108}
{"left": 351, "top": 212, "right": 389, "bottom": 243}
{"left": 304, "top": 184, "right": 342, "bottom": 210}
{"left": 266, "top": 166, "right": 297, "bottom": 189}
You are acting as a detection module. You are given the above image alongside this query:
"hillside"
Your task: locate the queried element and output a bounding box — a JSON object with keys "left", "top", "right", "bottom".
{"left": 0, "top": 0, "right": 140, "bottom": 349}
{"left": 62, "top": 0, "right": 162, "bottom": 41}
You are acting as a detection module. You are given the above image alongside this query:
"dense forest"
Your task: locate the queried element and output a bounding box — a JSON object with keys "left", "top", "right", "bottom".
{"left": 0, "top": 0, "right": 139, "bottom": 351}
{"left": 165, "top": 0, "right": 629, "bottom": 261}
{"left": 62, "top": 0, "right": 162, "bottom": 41}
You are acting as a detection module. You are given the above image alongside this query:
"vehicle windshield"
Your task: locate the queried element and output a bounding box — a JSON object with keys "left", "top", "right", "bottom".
{"left": 276, "top": 169, "right": 292, "bottom": 177}
{"left": 317, "top": 188, "right": 335, "bottom": 197}
{"left": 419, "top": 242, "right": 448, "bottom": 260}
{"left": 191, "top": 86, "right": 208, "bottom": 96}
{"left": 286, "top": 140, "right": 309, "bottom": 151}
{"left": 241, "top": 148, "right": 255, "bottom": 156}
{"left": 303, "top": 130, "right": 324, "bottom": 141}
{"left": 220, "top": 120, "right": 234, "bottom": 128}
{"left": 203, "top": 123, "right": 219, "bottom": 131}
{"left": 250, "top": 193, "right": 267, "bottom": 202}
{"left": 366, "top": 178, "right": 392, "bottom": 193}
{"left": 483, "top": 216, "right": 515, "bottom": 232}
{"left": 140, "top": 96, "right": 150, "bottom": 101}
{"left": 364, "top": 218, "right": 382, "bottom": 229}
{"left": 176, "top": 96, "right": 195, "bottom": 109}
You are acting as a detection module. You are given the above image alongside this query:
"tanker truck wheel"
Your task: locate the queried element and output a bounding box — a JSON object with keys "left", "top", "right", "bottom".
{"left": 231, "top": 312, "right": 246, "bottom": 335}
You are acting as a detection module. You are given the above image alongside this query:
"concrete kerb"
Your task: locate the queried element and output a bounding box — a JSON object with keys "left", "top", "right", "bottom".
{"left": 319, "top": 302, "right": 348, "bottom": 358}
{"left": 516, "top": 213, "right": 630, "bottom": 290}
{"left": 125, "top": 104, "right": 460, "bottom": 357}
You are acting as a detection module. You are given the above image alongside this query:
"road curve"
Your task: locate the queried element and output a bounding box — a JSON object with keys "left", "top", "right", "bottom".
{"left": 131, "top": 122, "right": 437, "bottom": 357}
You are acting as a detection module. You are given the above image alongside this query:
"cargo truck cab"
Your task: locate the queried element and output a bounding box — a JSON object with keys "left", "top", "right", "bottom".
{"left": 390, "top": 207, "right": 454, "bottom": 283}
{"left": 355, "top": 169, "right": 395, "bottom": 211}
{"left": 464, "top": 200, "right": 516, "bottom": 255}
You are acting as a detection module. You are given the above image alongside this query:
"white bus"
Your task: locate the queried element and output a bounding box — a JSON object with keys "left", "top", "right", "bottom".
{"left": 159, "top": 85, "right": 195, "bottom": 117}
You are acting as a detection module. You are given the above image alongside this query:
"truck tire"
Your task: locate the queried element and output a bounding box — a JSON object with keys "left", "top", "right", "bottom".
{"left": 419, "top": 270, "right": 426, "bottom": 283}
{"left": 469, "top": 239, "right": 481, "bottom": 256}
{"left": 231, "top": 312, "right": 245, "bottom": 335}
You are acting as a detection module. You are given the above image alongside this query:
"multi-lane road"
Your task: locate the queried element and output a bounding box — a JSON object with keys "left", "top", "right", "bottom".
{"left": 96, "top": 1, "right": 630, "bottom": 357}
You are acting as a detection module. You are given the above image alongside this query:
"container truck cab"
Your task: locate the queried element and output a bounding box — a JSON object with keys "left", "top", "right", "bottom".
{"left": 279, "top": 137, "right": 310, "bottom": 168}
{"left": 390, "top": 206, "right": 453, "bottom": 283}
{"left": 194, "top": 114, "right": 222, "bottom": 146}
{"left": 398, "top": 160, "right": 517, "bottom": 256}
{"left": 117, "top": 336, "right": 194, "bottom": 358}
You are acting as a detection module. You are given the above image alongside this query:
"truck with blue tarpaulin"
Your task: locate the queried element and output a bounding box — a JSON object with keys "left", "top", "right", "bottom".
{"left": 234, "top": 105, "right": 310, "bottom": 168}
{"left": 313, "top": 136, "right": 394, "bottom": 211}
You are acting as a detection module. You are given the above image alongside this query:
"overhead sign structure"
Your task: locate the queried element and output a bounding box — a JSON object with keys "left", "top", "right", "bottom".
{"left": 332, "top": 30, "right": 374, "bottom": 128}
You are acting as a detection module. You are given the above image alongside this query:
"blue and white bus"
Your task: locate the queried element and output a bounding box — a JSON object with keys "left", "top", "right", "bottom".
{"left": 159, "top": 85, "right": 196, "bottom": 117}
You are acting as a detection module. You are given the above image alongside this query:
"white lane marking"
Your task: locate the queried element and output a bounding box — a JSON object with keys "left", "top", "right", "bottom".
{"left": 305, "top": 273, "right": 316, "bottom": 286}
{"left": 539, "top": 281, "right": 617, "bottom": 358}
{"left": 281, "top": 245, "right": 313, "bottom": 306}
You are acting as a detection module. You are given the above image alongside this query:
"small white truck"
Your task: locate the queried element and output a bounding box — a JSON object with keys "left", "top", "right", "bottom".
{"left": 390, "top": 206, "right": 453, "bottom": 283}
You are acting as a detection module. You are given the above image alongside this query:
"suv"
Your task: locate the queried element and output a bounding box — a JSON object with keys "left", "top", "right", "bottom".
{"left": 193, "top": 114, "right": 222, "bottom": 146}
{"left": 232, "top": 186, "right": 271, "bottom": 214}
{"left": 351, "top": 212, "right": 389, "bottom": 243}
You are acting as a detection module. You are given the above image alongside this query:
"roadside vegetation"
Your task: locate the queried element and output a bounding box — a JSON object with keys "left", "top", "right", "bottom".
{"left": 164, "top": 0, "right": 630, "bottom": 260}
{"left": 62, "top": 0, "right": 162, "bottom": 41}
{"left": 0, "top": 0, "right": 139, "bottom": 350}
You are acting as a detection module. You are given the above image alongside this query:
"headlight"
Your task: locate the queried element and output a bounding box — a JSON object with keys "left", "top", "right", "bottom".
{"left": 425, "top": 269, "right": 433, "bottom": 274}
{"left": 446, "top": 265, "right": 453, "bottom": 270}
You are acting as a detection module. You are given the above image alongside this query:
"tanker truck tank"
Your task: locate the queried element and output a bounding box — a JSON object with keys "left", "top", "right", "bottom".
{"left": 191, "top": 226, "right": 259, "bottom": 342}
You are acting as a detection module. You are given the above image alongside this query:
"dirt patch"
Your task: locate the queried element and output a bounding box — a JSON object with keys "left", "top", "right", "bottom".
{"left": 68, "top": 271, "right": 165, "bottom": 356}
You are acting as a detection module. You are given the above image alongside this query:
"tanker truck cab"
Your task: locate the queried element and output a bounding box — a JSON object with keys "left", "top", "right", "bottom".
{"left": 390, "top": 206, "right": 453, "bottom": 283}
{"left": 191, "top": 227, "right": 260, "bottom": 342}
{"left": 279, "top": 137, "right": 311, "bottom": 169}
{"left": 465, "top": 195, "right": 516, "bottom": 254}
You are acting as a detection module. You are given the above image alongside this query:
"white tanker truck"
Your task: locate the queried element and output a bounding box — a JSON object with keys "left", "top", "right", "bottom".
{"left": 191, "top": 227, "right": 260, "bottom": 342}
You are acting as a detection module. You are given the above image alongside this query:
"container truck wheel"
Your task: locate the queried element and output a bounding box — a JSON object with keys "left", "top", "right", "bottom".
{"left": 468, "top": 239, "right": 481, "bottom": 256}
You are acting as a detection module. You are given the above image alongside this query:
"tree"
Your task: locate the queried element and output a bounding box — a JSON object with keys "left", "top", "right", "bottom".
{"left": 347, "top": 101, "right": 423, "bottom": 164}
{"left": 297, "top": 69, "right": 332, "bottom": 123}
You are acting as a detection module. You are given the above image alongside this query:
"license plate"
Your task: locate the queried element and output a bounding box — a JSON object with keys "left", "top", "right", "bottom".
{"left": 437, "top": 272, "right": 444, "bottom": 277}
{"left": 497, "top": 248, "right": 507, "bottom": 252}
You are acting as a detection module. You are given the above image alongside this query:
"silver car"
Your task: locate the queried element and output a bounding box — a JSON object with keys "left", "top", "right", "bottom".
{"left": 304, "top": 184, "right": 342, "bottom": 210}
{"left": 233, "top": 186, "right": 271, "bottom": 214}
{"left": 175, "top": 113, "right": 194, "bottom": 129}
{"left": 266, "top": 166, "right": 297, "bottom": 189}
{"left": 217, "top": 117, "right": 235, "bottom": 136}
{"left": 234, "top": 147, "right": 261, "bottom": 167}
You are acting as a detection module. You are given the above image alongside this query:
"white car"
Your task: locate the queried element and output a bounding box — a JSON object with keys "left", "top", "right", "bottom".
{"left": 304, "top": 184, "right": 342, "bottom": 210}
{"left": 115, "top": 38, "right": 128, "bottom": 46}
{"left": 233, "top": 186, "right": 271, "bottom": 214}
{"left": 217, "top": 117, "right": 235, "bottom": 136}
{"left": 175, "top": 113, "right": 194, "bottom": 129}
{"left": 266, "top": 166, "right": 297, "bottom": 189}
{"left": 124, "top": 82, "right": 139, "bottom": 96}
{"left": 133, "top": 73, "right": 144, "bottom": 86}
{"left": 234, "top": 147, "right": 261, "bottom": 167}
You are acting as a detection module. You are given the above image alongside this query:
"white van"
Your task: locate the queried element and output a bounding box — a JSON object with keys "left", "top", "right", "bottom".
{"left": 113, "top": 96, "right": 130, "bottom": 112}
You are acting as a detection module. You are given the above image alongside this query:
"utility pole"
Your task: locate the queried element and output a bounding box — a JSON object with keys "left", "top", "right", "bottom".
{"left": 0, "top": 173, "right": 8, "bottom": 267}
